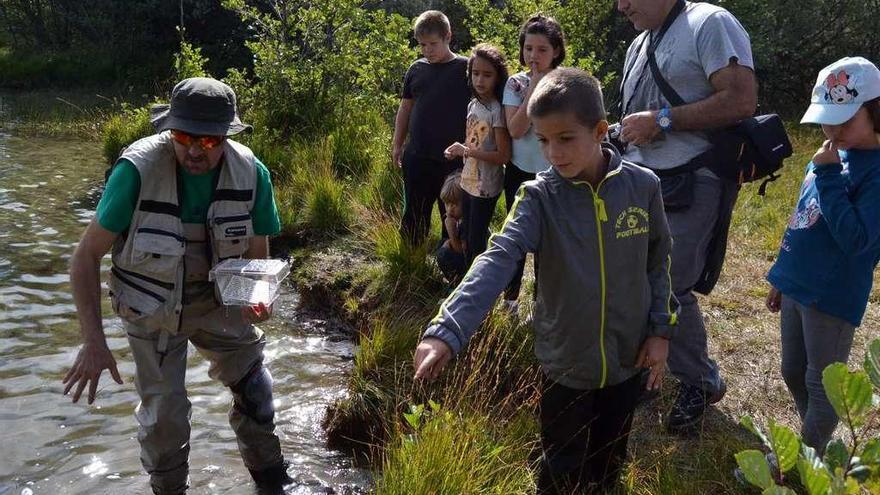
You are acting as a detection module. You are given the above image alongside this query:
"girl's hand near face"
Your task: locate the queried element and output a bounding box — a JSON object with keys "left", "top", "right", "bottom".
{"left": 812, "top": 140, "right": 841, "bottom": 166}
{"left": 444, "top": 142, "right": 467, "bottom": 160}
{"left": 528, "top": 63, "right": 546, "bottom": 90}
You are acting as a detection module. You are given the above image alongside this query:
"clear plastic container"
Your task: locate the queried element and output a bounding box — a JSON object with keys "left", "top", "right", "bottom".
{"left": 208, "top": 258, "right": 291, "bottom": 306}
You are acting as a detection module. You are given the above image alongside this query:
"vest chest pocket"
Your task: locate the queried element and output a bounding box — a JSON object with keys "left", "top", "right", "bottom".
{"left": 131, "top": 228, "right": 186, "bottom": 280}
{"left": 211, "top": 213, "right": 253, "bottom": 259}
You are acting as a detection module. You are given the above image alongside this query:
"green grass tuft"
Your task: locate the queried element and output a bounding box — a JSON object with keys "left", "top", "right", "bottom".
{"left": 101, "top": 104, "right": 154, "bottom": 164}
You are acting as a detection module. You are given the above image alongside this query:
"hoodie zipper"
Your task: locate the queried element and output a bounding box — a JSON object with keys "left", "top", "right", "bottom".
{"left": 576, "top": 168, "right": 619, "bottom": 389}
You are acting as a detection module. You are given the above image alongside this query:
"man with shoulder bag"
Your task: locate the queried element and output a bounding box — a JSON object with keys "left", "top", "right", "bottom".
{"left": 615, "top": 0, "right": 759, "bottom": 433}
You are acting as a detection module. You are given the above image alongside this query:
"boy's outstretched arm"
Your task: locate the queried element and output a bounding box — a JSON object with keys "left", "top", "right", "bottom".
{"left": 392, "top": 98, "right": 414, "bottom": 168}
{"left": 413, "top": 185, "right": 543, "bottom": 379}
{"left": 640, "top": 179, "right": 679, "bottom": 389}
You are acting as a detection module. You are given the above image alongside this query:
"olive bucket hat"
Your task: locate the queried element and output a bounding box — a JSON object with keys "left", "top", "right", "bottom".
{"left": 150, "top": 77, "right": 252, "bottom": 136}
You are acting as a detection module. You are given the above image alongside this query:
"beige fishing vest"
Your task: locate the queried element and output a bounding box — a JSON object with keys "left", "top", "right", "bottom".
{"left": 109, "top": 131, "right": 257, "bottom": 334}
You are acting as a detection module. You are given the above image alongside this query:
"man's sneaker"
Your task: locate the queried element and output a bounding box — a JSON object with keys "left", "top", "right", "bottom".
{"left": 667, "top": 383, "right": 710, "bottom": 433}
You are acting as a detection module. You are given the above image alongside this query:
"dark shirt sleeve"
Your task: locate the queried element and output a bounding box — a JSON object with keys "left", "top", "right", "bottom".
{"left": 401, "top": 63, "right": 416, "bottom": 99}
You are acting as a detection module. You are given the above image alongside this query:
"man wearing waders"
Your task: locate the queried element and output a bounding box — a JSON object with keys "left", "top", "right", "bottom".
{"left": 615, "top": 0, "right": 757, "bottom": 432}
{"left": 62, "top": 78, "right": 291, "bottom": 493}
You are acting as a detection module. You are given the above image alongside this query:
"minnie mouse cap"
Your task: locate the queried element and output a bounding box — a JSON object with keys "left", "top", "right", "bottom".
{"left": 801, "top": 57, "right": 880, "bottom": 125}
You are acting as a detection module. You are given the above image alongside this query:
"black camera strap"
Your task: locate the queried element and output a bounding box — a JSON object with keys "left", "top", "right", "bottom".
{"left": 619, "top": 0, "right": 687, "bottom": 116}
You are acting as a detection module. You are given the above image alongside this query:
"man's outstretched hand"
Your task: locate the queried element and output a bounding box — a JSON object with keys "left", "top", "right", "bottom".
{"left": 62, "top": 341, "right": 123, "bottom": 404}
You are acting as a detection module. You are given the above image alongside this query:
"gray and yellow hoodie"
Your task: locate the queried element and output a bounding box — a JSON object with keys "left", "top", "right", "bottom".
{"left": 423, "top": 145, "right": 679, "bottom": 390}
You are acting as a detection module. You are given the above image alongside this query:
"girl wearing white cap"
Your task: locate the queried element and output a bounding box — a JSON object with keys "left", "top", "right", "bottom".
{"left": 765, "top": 56, "right": 880, "bottom": 453}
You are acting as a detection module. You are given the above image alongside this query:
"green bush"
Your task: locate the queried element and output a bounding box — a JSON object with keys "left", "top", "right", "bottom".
{"left": 221, "top": 0, "right": 416, "bottom": 138}
{"left": 272, "top": 181, "right": 299, "bottom": 237}
{"left": 241, "top": 130, "right": 297, "bottom": 184}
{"left": 355, "top": 158, "right": 403, "bottom": 217}
{"left": 0, "top": 47, "right": 119, "bottom": 88}
{"left": 287, "top": 137, "right": 352, "bottom": 237}
{"left": 304, "top": 175, "right": 351, "bottom": 234}
{"left": 329, "top": 106, "right": 388, "bottom": 180}
{"left": 369, "top": 215, "right": 435, "bottom": 285}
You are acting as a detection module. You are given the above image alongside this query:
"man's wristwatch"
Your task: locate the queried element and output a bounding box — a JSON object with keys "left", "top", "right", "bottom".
{"left": 656, "top": 107, "right": 673, "bottom": 132}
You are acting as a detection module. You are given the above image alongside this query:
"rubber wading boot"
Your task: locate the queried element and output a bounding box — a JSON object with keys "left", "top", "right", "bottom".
{"left": 250, "top": 460, "right": 294, "bottom": 494}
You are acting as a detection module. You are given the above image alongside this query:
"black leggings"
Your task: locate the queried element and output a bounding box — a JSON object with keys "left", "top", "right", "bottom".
{"left": 503, "top": 164, "right": 536, "bottom": 300}
{"left": 461, "top": 192, "right": 500, "bottom": 268}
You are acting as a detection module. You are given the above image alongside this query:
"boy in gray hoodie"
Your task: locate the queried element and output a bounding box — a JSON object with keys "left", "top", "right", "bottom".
{"left": 413, "top": 68, "right": 679, "bottom": 494}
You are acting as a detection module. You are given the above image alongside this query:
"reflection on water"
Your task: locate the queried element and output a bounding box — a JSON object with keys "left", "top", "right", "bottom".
{"left": 0, "top": 129, "right": 369, "bottom": 494}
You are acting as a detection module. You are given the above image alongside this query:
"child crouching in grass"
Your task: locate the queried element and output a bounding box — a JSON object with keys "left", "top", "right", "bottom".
{"left": 435, "top": 171, "right": 467, "bottom": 285}
{"left": 414, "top": 68, "right": 679, "bottom": 494}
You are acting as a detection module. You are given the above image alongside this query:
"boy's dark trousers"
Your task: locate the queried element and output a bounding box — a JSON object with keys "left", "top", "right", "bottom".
{"left": 400, "top": 150, "right": 460, "bottom": 246}
{"left": 503, "top": 164, "right": 537, "bottom": 300}
{"left": 462, "top": 192, "right": 500, "bottom": 267}
{"left": 538, "top": 373, "right": 641, "bottom": 494}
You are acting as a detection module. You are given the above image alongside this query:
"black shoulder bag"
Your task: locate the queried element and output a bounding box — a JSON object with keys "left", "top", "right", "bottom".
{"left": 644, "top": 16, "right": 793, "bottom": 196}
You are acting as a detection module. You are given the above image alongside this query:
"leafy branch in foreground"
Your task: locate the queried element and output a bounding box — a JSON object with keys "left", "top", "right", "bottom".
{"left": 736, "top": 338, "right": 880, "bottom": 494}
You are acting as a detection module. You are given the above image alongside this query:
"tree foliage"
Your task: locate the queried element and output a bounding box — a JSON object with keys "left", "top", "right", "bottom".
{"left": 0, "top": 0, "right": 250, "bottom": 87}
{"left": 1, "top": 1, "right": 878, "bottom": 114}
{"left": 221, "top": 0, "right": 415, "bottom": 138}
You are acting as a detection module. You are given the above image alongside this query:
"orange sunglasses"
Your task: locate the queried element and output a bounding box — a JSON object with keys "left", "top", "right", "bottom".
{"left": 171, "top": 130, "right": 225, "bottom": 150}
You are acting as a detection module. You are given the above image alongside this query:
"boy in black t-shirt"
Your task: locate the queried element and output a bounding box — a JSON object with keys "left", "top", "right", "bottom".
{"left": 391, "top": 10, "right": 471, "bottom": 246}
